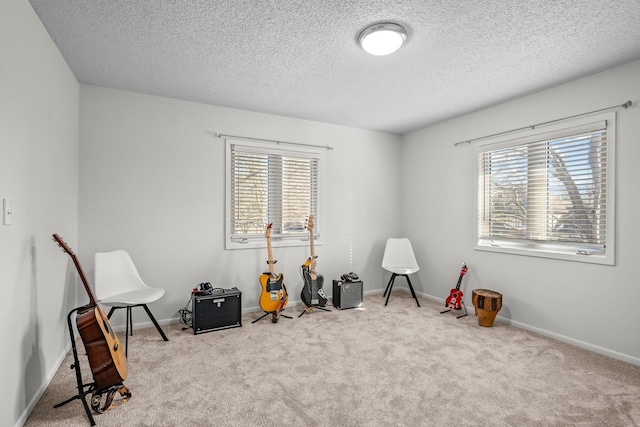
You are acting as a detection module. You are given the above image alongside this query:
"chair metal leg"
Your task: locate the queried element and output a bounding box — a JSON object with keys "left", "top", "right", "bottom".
{"left": 384, "top": 274, "right": 397, "bottom": 306}
{"left": 384, "top": 273, "right": 420, "bottom": 307}
{"left": 404, "top": 275, "right": 421, "bottom": 307}
{"left": 141, "top": 304, "right": 169, "bottom": 342}
{"left": 383, "top": 273, "right": 395, "bottom": 298}
{"left": 104, "top": 304, "right": 168, "bottom": 356}
{"left": 125, "top": 307, "right": 131, "bottom": 357}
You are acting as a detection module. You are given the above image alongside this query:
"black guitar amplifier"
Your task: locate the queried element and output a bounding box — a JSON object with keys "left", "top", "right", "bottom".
{"left": 332, "top": 280, "right": 363, "bottom": 310}
{"left": 191, "top": 287, "right": 242, "bottom": 334}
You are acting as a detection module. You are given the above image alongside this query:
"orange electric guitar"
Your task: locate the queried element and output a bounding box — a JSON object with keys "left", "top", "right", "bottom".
{"left": 52, "top": 234, "right": 131, "bottom": 412}
{"left": 258, "top": 223, "right": 288, "bottom": 322}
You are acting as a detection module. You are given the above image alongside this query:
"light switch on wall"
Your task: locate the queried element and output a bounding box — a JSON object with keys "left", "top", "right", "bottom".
{"left": 3, "top": 199, "right": 13, "bottom": 225}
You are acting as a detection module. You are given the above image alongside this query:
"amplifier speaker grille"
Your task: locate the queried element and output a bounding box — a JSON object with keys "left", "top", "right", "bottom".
{"left": 333, "top": 280, "right": 363, "bottom": 310}
{"left": 192, "top": 288, "right": 242, "bottom": 334}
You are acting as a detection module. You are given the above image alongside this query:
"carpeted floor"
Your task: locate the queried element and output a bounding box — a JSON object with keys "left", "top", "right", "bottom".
{"left": 25, "top": 292, "right": 640, "bottom": 426}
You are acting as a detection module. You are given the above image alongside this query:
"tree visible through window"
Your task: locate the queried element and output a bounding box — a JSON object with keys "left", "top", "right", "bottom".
{"left": 476, "top": 113, "right": 615, "bottom": 265}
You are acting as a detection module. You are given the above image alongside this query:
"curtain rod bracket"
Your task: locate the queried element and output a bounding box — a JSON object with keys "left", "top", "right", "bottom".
{"left": 454, "top": 140, "right": 470, "bottom": 147}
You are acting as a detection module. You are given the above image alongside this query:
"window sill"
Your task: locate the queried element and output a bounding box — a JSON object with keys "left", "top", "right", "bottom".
{"left": 226, "top": 238, "right": 323, "bottom": 251}
{"left": 475, "top": 240, "right": 613, "bottom": 265}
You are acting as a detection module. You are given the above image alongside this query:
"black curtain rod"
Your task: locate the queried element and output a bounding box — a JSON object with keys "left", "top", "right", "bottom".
{"left": 216, "top": 132, "right": 334, "bottom": 151}
{"left": 454, "top": 100, "right": 632, "bottom": 147}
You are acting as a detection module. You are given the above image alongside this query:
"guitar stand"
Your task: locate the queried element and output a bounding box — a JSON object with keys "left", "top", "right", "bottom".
{"left": 440, "top": 301, "right": 468, "bottom": 319}
{"left": 251, "top": 310, "right": 293, "bottom": 323}
{"left": 298, "top": 304, "right": 331, "bottom": 318}
{"left": 54, "top": 306, "right": 97, "bottom": 426}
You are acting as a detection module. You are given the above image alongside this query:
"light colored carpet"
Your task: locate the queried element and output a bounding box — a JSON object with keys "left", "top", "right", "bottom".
{"left": 25, "top": 292, "right": 640, "bottom": 426}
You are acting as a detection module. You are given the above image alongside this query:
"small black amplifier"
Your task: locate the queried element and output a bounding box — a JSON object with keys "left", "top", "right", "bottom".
{"left": 333, "top": 280, "right": 363, "bottom": 310}
{"left": 191, "top": 287, "right": 242, "bottom": 334}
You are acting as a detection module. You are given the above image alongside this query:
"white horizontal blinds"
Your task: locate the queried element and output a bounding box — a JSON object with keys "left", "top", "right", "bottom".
{"left": 281, "top": 156, "right": 318, "bottom": 235}
{"left": 230, "top": 144, "right": 319, "bottom": 239}
{"left": 230, "top": 150, "right": 269, "bottom": 235}
{"left": 479, "top": 124, "right": 607, "bottom": 245}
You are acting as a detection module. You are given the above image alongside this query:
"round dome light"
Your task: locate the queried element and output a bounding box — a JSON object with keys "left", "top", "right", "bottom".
{"left": 358, "top": 23, "right": 407, "bottom": 56}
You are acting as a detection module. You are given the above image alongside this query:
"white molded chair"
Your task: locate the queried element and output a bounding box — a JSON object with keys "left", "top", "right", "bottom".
{"left": 94, "top": 249, "right": 168, "bottom": 356}
{"left": 381, "top": 238, "right": 421, "bottom": 307}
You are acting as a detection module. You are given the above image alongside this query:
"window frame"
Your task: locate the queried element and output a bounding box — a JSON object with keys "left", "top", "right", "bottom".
{"left": 225, "top": 138, "right": 323, "bottom": 250}
{"left": 474, "top": 111, "right": 616, "bottom": 265}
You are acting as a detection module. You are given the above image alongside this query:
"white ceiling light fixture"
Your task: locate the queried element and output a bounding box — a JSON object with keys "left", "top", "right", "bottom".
{"left": 358, "top": 22, "right": 407, "bottom": 56}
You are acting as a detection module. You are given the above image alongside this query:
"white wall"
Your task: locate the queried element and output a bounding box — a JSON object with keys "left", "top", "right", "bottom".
{"left": 402, "top": 60, "right": 640, "bottom": 363}
{"left": 1, "top": 0, "right": 80, "bottom": 426}
{"left": 78, "top": 85, "right": 403, "bottom": 326}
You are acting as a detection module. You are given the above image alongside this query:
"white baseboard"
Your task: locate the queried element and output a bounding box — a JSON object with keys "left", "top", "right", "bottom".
{"left": 416, "top": 290, "right": 640, "bottom": 366}
{"left": 495, "top": 317, "right": 640, "bottom": 366}
{"left": 15, "top": 342, "right": 71, "bottom": 427}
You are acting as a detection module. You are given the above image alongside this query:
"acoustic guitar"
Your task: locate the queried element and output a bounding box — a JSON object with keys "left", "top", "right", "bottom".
{"left": 301, "top": 215, "right": 327, "bottom": 307}
{"left": 52, "top": 234, "right": 128, "bottom": 392}
{"left": 445, "top": 263, "right": 468, "bottom": 310}
{"left": 258, "top": 223, "right": 288, "bottom": 322}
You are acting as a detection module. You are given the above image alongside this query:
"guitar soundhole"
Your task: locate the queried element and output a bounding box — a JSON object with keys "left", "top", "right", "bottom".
{"left": 100, "top": 316, "right": 117, "bottom": 341}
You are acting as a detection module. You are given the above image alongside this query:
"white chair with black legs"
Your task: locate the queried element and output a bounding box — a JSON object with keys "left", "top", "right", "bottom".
{"left": 94, "top": 249, "right": 169, "bottom": 356}
{"left": 381, "top": 238, "right": 421, "bottom": 307}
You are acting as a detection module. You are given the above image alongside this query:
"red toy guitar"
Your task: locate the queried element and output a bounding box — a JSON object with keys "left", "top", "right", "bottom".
{"left": 445, "top": 263, "right": 468, "bottom": 310}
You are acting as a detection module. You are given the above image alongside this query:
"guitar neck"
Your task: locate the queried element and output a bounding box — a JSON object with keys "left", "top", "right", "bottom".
{"left": 455, "top": 265, "right": 468, "bottom": 291}
{"left": 71, "top": 253, "right": 98, "bottom": 306}
{"left": 309, "top": 230, "right": 317, "bottom": 274}
{"left": 267, "top": 236, "right": 275, "bottom": 275}
{"left": 309, "top": 234, "right": 315, "bottom": 260}
{"left": 52, "top": 234, "right": 97, "bottom": 306}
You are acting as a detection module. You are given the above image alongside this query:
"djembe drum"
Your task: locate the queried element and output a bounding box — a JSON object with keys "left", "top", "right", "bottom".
{"left": 472, "top": 289, "right": 502, "bottom": 327}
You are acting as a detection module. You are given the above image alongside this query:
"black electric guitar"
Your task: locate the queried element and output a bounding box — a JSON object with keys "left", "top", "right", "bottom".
{"left": 258, "top": 223, "right": 288, "bottom": 322}
{"left": 445, "top": 263, "right": 468, "bottom": 310}
{"left": 300, "top": 215, "right": 327, "bottom": 307}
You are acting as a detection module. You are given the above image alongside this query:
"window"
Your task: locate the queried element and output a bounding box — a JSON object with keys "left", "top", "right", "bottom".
{"left": 475, "top": 112, "right": 615, "bottom": 265}
{"left": 225, "top": 138, "right": 321, "bottom": 249}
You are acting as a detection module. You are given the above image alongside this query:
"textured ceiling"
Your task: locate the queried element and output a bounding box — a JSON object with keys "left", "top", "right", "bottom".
{"left": 28, "top": 0, "right": 640, "bottom": 135}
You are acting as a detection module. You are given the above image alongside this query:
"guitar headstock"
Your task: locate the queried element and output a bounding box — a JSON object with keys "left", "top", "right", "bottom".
{"left": 460, "top": 263, "right": 468, "bottom": 277}
{"left": 265, "top": 223, "right": 273, "bottom": 238}
{"left": 306, "top": 214, "right": 314, "bottom": 232}
{"left": 52, "top": 233, "right": 75, "bottom": 256}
